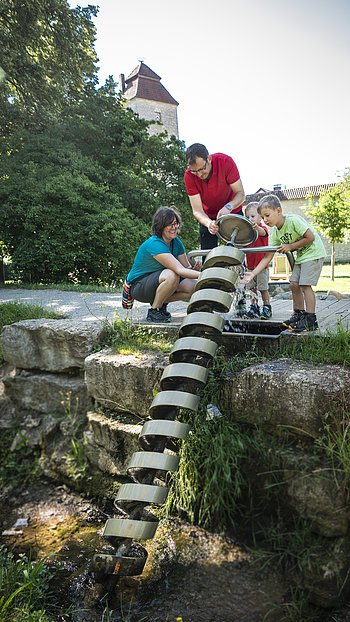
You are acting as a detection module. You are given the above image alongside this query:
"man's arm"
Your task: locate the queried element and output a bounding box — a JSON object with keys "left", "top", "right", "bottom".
{"left": 216, "top": 179, "right": 246, "bottom": 218}
{"left": 188, "top": 194, "right": 219, "bottom": 235}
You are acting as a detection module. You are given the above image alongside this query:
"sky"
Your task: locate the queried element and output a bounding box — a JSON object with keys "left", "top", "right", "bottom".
{"left": 72, "top": 0, "right": 350, "bottom": 195}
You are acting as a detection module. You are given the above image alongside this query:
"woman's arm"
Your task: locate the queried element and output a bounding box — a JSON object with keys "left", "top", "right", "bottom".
{"left": 153, "top": 252, "right": 199, "bottom": 279}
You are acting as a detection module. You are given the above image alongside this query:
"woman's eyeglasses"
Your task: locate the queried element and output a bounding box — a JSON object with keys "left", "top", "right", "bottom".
{"left": 167, "top": 220, "right": 180, "bottom": 229}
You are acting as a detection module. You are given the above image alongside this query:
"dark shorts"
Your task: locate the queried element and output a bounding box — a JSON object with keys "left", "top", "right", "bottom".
{"left": 130, "top": 269, "right": 163, "bottom": 304}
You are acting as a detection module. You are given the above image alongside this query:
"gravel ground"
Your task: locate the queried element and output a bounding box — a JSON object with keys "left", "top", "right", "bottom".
{"left": 0, "top": 288, "right": 189, "bottom": 323}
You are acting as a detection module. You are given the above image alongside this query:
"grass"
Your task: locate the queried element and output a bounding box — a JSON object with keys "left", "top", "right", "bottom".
{"left": 103, "top": 315, "right": 176, "bottom": 355}
{"left": 0, "top": 546, "right": 56, "bottom": 622}
{"left": 316, "top": 262, "right": 350, "bottom": 294}
{"left": 0, "top": 280, "right": 122, "bottom": 293}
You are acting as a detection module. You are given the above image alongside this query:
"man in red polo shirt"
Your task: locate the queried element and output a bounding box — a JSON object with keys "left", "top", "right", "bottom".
{"left": 184, "top": 143, "right": 246, "bottom": 249}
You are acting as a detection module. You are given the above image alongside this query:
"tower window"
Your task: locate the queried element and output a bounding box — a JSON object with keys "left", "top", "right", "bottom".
{"left": 155, "top": 111, "right": 162, "bottom": 121}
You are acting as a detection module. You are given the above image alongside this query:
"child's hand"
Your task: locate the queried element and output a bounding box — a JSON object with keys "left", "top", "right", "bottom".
{"left": 241, "top": 271, "right": 254, "bottom": 284}
{"left": 278, "top": 243, "right": 292, "bottom": 253}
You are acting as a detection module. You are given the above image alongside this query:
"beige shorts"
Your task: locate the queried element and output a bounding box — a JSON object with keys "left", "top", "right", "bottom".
{"left": 247, "top": 268, "right": 269, "bottom": 292}
{"left": 290, "top": 258, "right": 324, "bottom": 286}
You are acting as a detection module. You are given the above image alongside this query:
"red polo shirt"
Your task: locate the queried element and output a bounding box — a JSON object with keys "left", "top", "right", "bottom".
{"left": 184, "top": 152, "right": 241, "bottom": 219}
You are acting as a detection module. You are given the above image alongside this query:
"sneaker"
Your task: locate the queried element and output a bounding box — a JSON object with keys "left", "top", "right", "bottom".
{"left": 291, "top": 313, "right": 319, "bottom": 333}
{"left": 282, "top": 309, "right": 304, "bottom": 329}
{"left": 146, "top": 307, "right": 171, "bottom": 323}
{"left": 246, "top": 303, "right": 260, "bottom": 318}
{"left": 260, "top": 304, "right": 272, "bottom": 319}
{"left": 160, "top": 304, "right": 171, "bottom": 319}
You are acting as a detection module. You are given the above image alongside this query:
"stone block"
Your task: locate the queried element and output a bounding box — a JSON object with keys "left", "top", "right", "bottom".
{"left": 219, "top": 359, "right": 350, "bottom": 437}
{"left": 280, "top": 448, "right": 349, "bottom": 537}
{"left": 1, "top": 319, "right": 107, "bottom": 372}
{"left": 85, "top": 348, "right": 168, "bottom": 417}
{"left": 3, "top": 370, "right": 89, "bottom": 415}
{"left": 84, "top": 411, "right": 142, "bottom": 475}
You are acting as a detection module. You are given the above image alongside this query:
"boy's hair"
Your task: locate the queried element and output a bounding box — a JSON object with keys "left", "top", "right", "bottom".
{"left": 186, "top": 143, "right": 209, "bottom": 165}
{"left": 244, "top": 201, "right": 259, "bottom": 215}
{"left": 257, "top": 194, "right": 282, "bottom": 215}
{"left": 152, "top": 206, "right": 182, "bottom": 238}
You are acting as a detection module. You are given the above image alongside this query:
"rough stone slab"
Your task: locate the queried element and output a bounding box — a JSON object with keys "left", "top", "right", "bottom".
{"left": 3, "top": 370, "right": 89, "bottom": 415}
{"left": 85, "top": 348, "right": 168, "bottom": 417}
{"left": 1, "top": 319, "right": 107, "bottom": 372}
{"left": 84, "top": 411, "right": 142, "bottom": 475}
{"left": 280, "top": 448, "right": 349, "bottom": 537}
{"left": 219, "top": 359, "right": 350, "bottom": 437}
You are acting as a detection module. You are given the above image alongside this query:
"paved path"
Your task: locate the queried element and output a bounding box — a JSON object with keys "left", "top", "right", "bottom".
{"left": 1, "top": 287, "right": 349, "bottom": 332}
{"left": 0, "top": 288, "right": 189, "bottom": 323}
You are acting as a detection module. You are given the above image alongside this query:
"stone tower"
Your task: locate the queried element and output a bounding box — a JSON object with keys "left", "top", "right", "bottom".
{"left": 119, "top": 61, "right": 179, "bottom": 138}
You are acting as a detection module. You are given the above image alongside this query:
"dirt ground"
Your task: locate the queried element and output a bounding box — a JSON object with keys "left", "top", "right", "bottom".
{"left": 0, "top": 475, "right": 292, "bottom": 622}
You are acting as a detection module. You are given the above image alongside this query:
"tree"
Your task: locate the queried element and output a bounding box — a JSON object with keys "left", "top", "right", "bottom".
{"left": 0, "top": 84, "right": 193, "bottom": 283}
{"left": 0, "top": 0, "right": 98, "bottom": 143}
{"left": 307, "top": 180, "right": 350, "bottom": 280}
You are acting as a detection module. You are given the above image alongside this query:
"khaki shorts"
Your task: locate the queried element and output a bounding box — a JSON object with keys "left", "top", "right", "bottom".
{"left": 247, "top": 268, "right": 269, "bottom": 292}
{"left": 290, "top": 258, "right": 324, "bottom": 286}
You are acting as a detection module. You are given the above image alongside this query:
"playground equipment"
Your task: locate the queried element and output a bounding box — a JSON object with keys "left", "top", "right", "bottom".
{"left": 92, "top": 215, "right": 294, "bottom": 585}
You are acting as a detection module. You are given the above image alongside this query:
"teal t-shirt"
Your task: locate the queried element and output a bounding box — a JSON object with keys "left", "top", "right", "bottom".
{"left": 127, "top": 235, "right": 186, "bottom": 283}
{"left": 269, "top": 215, "right": 326, "bottom": 264}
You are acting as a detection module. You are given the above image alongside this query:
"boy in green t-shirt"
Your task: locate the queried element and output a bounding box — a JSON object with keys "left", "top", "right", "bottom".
{"left": 242, "top": 194, "right": 326, "bottom": 332}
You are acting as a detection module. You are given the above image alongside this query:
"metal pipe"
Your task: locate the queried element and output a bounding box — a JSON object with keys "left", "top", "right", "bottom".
{"left": 188, "top": 248, "right": 295, "bottom": 270}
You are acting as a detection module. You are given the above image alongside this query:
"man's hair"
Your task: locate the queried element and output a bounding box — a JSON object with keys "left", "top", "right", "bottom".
{"left": 244, "top": 201, "right": 259, "bottom": 215}
{"left": 185, "top": 143, "right": 209, "bottom": 165}
{"left": 152, "top": 206, "right": 182, "bottom": 238}
{"left": 257, "top": 194, "right": 282, "bottom": 215}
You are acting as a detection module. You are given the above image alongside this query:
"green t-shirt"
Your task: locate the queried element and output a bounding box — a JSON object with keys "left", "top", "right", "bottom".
{"left": 269, "top": 215, "right": 326, "bottom": 264}
{"left": 127, "top": 235, "right": 186, "bottom": 283}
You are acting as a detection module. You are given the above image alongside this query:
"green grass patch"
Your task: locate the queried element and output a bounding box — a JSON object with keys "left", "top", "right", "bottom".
{"left": 316, "top": 262, "right": 350, "bottom": 294}
{"left": 0, "top": 546, "right": 57, "bottom": 622}
{"left": 275, "top": 323, "right": 350, "bottom": 366}
{"left": 0, "top": 281, "right": 121, "bottom": 293}
{"left": 104, "top": 316, "right": 176, "bottom": 355}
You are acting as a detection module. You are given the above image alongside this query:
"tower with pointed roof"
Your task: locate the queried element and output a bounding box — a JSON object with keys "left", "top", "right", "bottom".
{"left": 119, "top": 62, "right": 179, "bottom": 138}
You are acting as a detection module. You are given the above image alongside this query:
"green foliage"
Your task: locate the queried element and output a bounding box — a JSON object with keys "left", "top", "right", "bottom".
{"left": 0, "top": 430, "right": 40, "bottom": 490}
{"left": 275, "top": 323, "right": 350, "bottom": 366}
{"left": 165, "top": 415, "right": 250, "bottom": 531}
{"left": 0, "top": 0, "right": 98, "bottom": 142}
{"left": 0, "top": 546, "right": 55, "bottom": 621}
{"left": 0, "top": 81, "right": 193, "bottom": 283}
{"left": 307, "top": 183, "right": 350, "bottom": 245}
{"left": 104, "top": 315, "right": 176, "bottom": 354}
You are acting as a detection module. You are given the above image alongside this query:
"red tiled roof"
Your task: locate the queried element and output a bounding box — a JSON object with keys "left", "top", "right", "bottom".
{"left": 123, "top": 61, "right": 178, "bottom": 106}
{"left": 244, "top": 183, "right": 338, "bottom": 204}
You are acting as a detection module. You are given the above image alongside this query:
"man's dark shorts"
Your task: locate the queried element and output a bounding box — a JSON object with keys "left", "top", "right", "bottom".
{"left": 130, "top": 269, "right": 163, "bottom": 304}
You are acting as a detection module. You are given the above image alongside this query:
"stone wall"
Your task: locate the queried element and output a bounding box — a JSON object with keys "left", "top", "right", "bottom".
{"left": 1, "top": 318, "right": 350, "bottom": 607}
{"left": 127, "top": 98, "right": 179, "bottom": 138}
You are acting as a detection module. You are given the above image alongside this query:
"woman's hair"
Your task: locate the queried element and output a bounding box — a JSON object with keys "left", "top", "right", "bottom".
{"left": 152, "top": 206, "right": 182, "bottom": 237}
{"left": 257, "top": 194, "right": 282, "bottom": 214}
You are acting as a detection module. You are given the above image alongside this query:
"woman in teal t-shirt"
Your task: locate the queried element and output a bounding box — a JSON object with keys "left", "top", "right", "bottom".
{"left": 126, "top": 206, "right": 200, "bottom": 323}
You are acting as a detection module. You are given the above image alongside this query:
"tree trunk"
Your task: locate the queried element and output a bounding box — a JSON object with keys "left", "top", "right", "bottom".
{"left": 331, "top": 243, "right": 335, "bottom": 281}
{"left": 0, "top": 256, "right": 4, "bottom": 284}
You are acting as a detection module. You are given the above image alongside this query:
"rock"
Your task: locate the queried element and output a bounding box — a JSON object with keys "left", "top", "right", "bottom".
{"left": 1, "top": 319, "right": 107, "bottom": 372}
{"left": 84, "top": 348, "right": 168, "bottom": 417}
{"left": 84, "top": 411, "right": 142, "bottom": 475}
{"left": 3, "top": 370, "right": 89, "bottom": 415}
{"left": 219, "top": 359, "right": 350, "bottom": 437}
{"left": 302, "top": 537, "right": 350, "bottom": 608}
{"left": 281, "top": 448, "right": 349, "bottom": 537}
